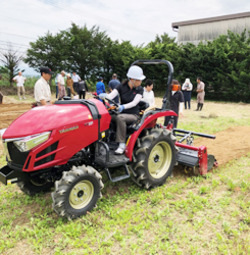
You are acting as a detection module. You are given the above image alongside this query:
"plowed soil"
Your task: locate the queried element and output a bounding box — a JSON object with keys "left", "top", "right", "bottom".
{"left": 0, "top": 99, "right": 249, "bottom": 165}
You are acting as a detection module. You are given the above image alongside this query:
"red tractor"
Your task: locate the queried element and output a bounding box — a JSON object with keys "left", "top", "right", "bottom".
{"left": 0, "top": 60, "right": 216, "bottom": 219}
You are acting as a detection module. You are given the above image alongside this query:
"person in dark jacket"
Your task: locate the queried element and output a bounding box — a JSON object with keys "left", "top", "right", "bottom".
{"left": 78, "top": 80, "right": 88, "bottom": 99}
{"left": 99, "top": 65, "right": 146, "bottom": 154}
{"left": 108, "top": 73, "right": 120, "bottom": 104}
{"left": 164, "top": 79, "right": 184, "bottom": 128}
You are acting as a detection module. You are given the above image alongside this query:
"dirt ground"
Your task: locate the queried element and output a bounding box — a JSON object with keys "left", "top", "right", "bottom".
{"left": 0, "top": 96, "right": 249, "bottom": 166}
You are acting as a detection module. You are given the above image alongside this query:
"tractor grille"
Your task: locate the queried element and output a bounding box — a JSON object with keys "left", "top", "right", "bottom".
{"left": 7, "top": 142, "right": 29, "bottom": 168}
{"left": 35, "top": 154, "right": 56, "bottom": 167}
{"left": 34, "top": 142, "right": 58, "bottom": 167}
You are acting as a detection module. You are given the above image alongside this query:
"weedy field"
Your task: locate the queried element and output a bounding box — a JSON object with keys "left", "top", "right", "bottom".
{"left": 0, "top": 96, "right": 249, "bottom": 255}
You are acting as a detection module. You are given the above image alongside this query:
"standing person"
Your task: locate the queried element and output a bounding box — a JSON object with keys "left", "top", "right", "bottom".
{"left": 99, "top": 65, "right": 146, "bottom": 155}
{"left": 78, "top": 80, "right": 88, "bottom": 99}
{"left": 108, "top": 73, "right": 120, "bottom": 104}
{"left": 164, "top": 79, "right": 184, "bottom": 128}
{"left": 182, "top": 78, "right": 193, "bottom": 110}
{"left": 72, "top": 72, "right": 81, "bottom": 95}
{"left": 66, "top": 73, "right": 76, "bottom": 98}
{"left": 195, "top": 77, "right": 205, "bottom": 111}
{"left": 96, "top": 77, "right": 106, "bottom": 101}
{"left": 55, "top": 73, "right": 59, "bottom": 99}
{"left": 34, "top": 67, "right": 53, "bottom": 106}
{"left": 13, "top": 71, "right": 26, "bottom": 100}
{"left": 141, "top": 79, "right": 155, "bottom": 107}
{"left": 58, "top": 70, "right": 66, "bottom": 100}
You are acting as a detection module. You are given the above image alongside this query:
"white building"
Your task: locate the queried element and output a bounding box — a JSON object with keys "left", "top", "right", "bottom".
{"left": 172, "top": 12, "right": 250, "bottom": 44}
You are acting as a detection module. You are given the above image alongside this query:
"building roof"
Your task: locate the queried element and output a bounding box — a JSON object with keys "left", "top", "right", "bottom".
{"left": 172, "top": 11, "right": 250, "bottom": 29}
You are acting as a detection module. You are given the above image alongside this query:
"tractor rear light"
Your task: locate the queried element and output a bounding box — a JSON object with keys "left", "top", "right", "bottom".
{"left": 13, "top": 132, "right": 51, "bottom": 152}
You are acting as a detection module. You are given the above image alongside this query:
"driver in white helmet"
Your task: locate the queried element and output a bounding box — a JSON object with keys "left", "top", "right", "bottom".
{"left": 99, "top": 65, "right": 146, "bottom": 154}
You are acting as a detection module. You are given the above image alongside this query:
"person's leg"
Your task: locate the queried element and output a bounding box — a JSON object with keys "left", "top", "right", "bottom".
{"left": 188, "top": 100, "right": 191, "bottom": 109}
{"left": 56, "top": 85, "right": 58, "bottom": 99}
{"left": 200, "top": 103, "right": 203, "bottom": 111}
{"left": 58, "top": 86, "right": 63, "bottom": 100}
{"left": 21, "top": 86, "right": 26, "bottom": 99}
{"left": 164, "top": 116, "right": 171, "bottom": 126}
{"left": 184, "top": 100, "right": 187, "bottom": 109}
{"left": 67, "top": 87, "right": 71, "bottom": 97}
{"left": 114, "top": 114, "right": 138, "bottom": 154}
{"left": 195, "top": 101, "right": 200, "bottom": 111}
{"left": 79, "top": 91, "right": 83, "bottom": 99}
{"left": 82, "top": 91, "right": 86, "bottom": 99}
{"left": 17, "top": 86, "right": 21, "bottom": 99}
{"left": 62, "top": 86, "right": 66, "bottom": 98}
{"left": 173, "top": 116, "right": 179, "bottom": 128}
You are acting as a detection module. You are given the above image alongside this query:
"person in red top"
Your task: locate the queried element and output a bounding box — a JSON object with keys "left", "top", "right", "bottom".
{"left": 164, "top": 79, "right": 184, "bottom": 128}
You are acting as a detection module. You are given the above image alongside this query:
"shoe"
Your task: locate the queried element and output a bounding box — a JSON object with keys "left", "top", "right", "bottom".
{"left": 23, "top": 97, "right": 26, "bottom": 99}
{"left": 115, "top": 147, "right": 125, "bottom": 155}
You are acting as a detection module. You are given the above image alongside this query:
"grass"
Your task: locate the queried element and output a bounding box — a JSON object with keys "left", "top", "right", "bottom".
{"left": 0, "top": 98, "right": 249, "bottom": 254}
{"left": 0, "top": 155, "right": 249, "bottom": 254}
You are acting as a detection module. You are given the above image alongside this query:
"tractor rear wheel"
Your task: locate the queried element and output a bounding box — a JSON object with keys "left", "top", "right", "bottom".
{"left": 132, "top": 128, "right": 176, "bottom": 189}
{"left": 52, "top": 165, "right": 103, "bottom": 220}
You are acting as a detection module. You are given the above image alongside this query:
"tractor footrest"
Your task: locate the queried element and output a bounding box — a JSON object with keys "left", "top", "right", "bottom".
{"left": 176, "top": 149, "right": 199, "bottom": 167}
{"left": 95, "top": 152, "right": 130, "bottom": 168}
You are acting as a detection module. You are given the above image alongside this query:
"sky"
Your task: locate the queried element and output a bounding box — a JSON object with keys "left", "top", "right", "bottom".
{"left": 0, "top": 0, "right": 250, "bottom": 75}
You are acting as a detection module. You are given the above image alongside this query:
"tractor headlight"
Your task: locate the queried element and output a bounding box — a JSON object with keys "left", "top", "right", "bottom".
{"left": 13, "top": 132, "right": 51, "bottom": 152}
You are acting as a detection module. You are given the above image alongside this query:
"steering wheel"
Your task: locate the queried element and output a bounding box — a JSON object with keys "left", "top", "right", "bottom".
{"left": 98, "top": 96, "right": 120, "bottom": 114}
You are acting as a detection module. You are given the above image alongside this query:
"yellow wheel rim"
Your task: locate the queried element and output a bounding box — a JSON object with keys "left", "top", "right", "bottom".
{"left": 69, "top": 180, "right": 94, "bottom": 209}
{"left": 148, "top": 141, "right": 172, "bottom": 179}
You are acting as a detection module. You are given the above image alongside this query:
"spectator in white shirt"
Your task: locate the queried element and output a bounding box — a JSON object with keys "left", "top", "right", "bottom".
{"left": 34, "top": 67, "right": 53, "bottom": 106}
{"left": 13, "top": 71, "right": 26, "bottom": 100}
{"left": 72, "top": 72, "right": 81, "bottom": 94}
{"left": 142, "top": 79, "right": 155, "bottom": 107}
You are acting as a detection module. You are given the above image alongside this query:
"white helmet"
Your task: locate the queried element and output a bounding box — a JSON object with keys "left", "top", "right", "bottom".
{"left": 126, "top": 65, "right": 146, "bottom": 80}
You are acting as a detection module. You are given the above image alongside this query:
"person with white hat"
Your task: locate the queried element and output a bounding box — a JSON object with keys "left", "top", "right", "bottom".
{"left": 182, "top": 78, "right": 193, "bottom": 109}
{"left": 99, "top": 65, "right": 145, "bottom": 154}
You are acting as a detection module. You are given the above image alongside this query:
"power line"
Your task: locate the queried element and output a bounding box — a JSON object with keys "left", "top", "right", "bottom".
{"left": 0, "top": 41, "right": 29, "bottom": 49}
{"left": 0, "top": 47, "right": 27, "bottom": 55}
{"left": 0, "top": 31, "right": 36, "bottom": 40}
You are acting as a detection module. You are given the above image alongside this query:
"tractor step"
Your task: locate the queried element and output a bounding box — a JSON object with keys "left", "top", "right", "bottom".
{"left": 105, "top": 164, "right": 130, "bottom": 182}
{"left": 176, "top": 149, "right": 199, "bottom": 167}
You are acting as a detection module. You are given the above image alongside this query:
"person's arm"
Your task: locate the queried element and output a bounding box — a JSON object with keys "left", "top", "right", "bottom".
{"left": 189, "top": 83, "right": 193, "bottom": 91}
{"left": 105, "top": 89, "right": 119, "bottom": 100}
{"left": 123, "top": 94, "right": 142, "bottom": 109}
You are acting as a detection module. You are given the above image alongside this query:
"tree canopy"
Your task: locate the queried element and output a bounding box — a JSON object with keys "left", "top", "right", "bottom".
{"left": 16, "top": 24, "right": 250, "bottom": 102}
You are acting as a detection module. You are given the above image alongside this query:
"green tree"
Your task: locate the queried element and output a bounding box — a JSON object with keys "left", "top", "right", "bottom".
{"left": 0, "top": 46, "right": 23, "bottom": 87}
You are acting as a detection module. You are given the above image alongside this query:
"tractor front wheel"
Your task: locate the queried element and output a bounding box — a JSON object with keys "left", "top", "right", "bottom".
{"left": 17, "top": 176, "right": 54, "bottom": 196}
{"left": 132, "top": 128, "right": 176, "bottom": 189}
{"left": 52, "top": 165, "right": 103, "bottom": 220}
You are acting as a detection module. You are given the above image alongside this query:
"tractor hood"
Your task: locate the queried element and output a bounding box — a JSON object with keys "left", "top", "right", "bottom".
{"left": 3, "top": 100, "right": 110, "bottom": 139}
